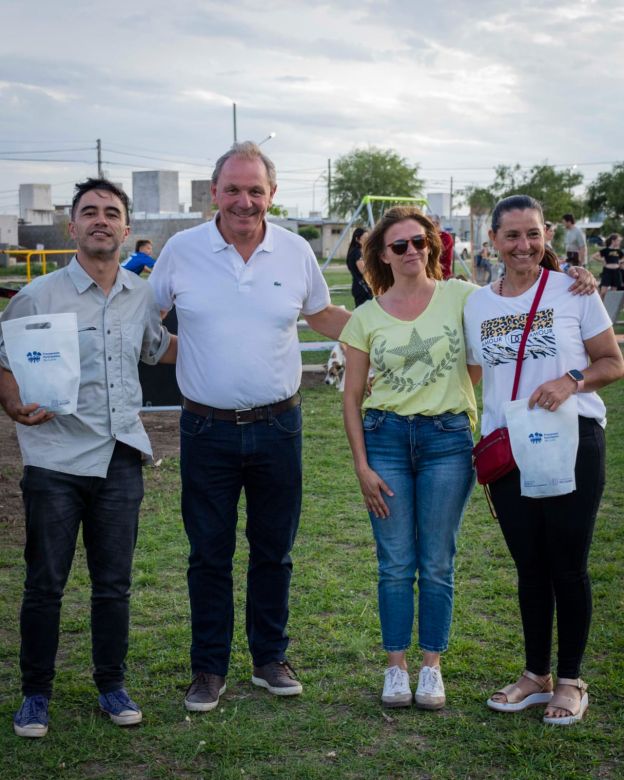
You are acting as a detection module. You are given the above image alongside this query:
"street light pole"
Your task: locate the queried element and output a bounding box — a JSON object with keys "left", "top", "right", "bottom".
{"left": 312, "top": 171, "right": 325, "bottom": 215}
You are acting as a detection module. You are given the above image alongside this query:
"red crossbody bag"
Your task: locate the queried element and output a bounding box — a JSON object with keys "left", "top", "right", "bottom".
{"left": 472, "top": 269, "right": 550, "bottom": 491}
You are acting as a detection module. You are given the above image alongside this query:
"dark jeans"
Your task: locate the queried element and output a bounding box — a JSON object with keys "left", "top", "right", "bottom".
{"left": 490, "top": 417, "right": 605, "bottom": 679}
{"left": 19, "top": 442, "right": 143, "bottom": 698}
{"left": 180, "top": 403, "right": 303, "bottom": 676}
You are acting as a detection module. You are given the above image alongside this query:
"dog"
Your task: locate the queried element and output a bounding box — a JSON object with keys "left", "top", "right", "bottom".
{"left": 324, "top": 342, "right": 346, "bottom": 391}
{"left": 324, "top": 343, "right": 375, "bottom": 393}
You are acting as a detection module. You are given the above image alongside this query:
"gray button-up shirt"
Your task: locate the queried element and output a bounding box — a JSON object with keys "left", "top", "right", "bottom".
{"left": 0, "top": 257, "right": 171, "bottom": 477}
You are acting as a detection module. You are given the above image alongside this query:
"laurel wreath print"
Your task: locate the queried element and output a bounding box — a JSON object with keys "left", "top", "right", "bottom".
{"left": 373, "top": 326, "right": 461, "bottom": 392}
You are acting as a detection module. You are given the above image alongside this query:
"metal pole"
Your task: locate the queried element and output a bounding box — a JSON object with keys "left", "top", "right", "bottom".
{"left": 449, "top": 176, "right": 453, "bottom": 218}
{"left": 327, "top": 158, "right": 331, "bottom": 218}
{"left": 97, "top": 138, "right": 102, "bottom": 178}
{"left": 233, "top": 103, "right": 237, "bottom": 143}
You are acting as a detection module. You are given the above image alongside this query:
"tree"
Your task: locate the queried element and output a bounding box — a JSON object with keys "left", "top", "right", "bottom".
{"left": 268, "top": 203, "right": 289, "bottom": 218}
{"left": 330, "top": 147, "right": 424, "bottom": 220}
{"left": 463, "top": 186, "right": 497, "bottom": 259}
{"left": 487, "top": 164, "right": 584, "bottom": 221}
{"left": 298, "top": 225, "right": 320, "bottom": 241}
{"left": 586, "top": 163, "right": 624, "bottom": 224}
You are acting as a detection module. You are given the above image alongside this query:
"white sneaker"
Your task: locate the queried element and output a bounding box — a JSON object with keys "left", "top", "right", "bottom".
{"left": 415, "top": 665, "right": 446, "bottom": 710}
{"left": 381, "top": 665, "right": 412, "bottom": 708}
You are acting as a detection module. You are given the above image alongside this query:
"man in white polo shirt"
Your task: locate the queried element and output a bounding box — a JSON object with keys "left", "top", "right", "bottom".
{"left": 150, "top": 141, "right": 350, "bottom": 712}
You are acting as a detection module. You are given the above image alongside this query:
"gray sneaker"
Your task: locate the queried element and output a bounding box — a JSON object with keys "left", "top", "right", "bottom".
{"left": 252, "top": 660, "right": 302, "bottom": 696}
{"left": 184, "top": 672, "right": 226, "bottom": 712}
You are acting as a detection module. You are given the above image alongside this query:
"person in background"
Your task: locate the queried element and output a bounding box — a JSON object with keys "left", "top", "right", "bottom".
{"left": 475, "top": 241, "right": 492, "bottom": 284}
{"left": 122, "top": 239, "right": 156, "bottom": 275}
{"left": 0, "top": 178, "right": 177, "bottom": 738}
{"left": 431, "top": 215, "right": 454, "bottom": 279}
{"left": 544, "top": 221, "right": 556, "bottom": 248}
{"left": 464, "top": 194, "right": 623, "bottom": 726}
{"left": 562, "top": 214, "right": 587, "bottom": 267}
{"left": 591, "top": 233, "right": 623, "bottom": 299}
{"left": 346, "top": 227, "right": 373, "bottom": 307}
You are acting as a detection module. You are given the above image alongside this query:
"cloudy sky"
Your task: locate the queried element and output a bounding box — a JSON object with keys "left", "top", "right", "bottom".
{"left": 1, "top": 0, "right": 622, "bottom": 218}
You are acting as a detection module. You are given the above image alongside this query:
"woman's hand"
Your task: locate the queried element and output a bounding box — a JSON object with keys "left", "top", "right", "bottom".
{"left": 528, "top": 375, "right": 577, "bottom": 412}
{"left": 566, "top": 265, "right": 597, "bottom": 295}
{"left": 356, "top": 464, "right": 394, "bottom": 519}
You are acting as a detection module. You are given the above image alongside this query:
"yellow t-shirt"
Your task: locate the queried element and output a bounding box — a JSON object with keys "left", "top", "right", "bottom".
{"left": 340, "top": 279, "right": 478, "bottom": 429}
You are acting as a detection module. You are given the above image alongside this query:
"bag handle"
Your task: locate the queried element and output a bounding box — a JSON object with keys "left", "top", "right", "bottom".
{"left": 510, "top": 269, "right": 549, "bottom": 401}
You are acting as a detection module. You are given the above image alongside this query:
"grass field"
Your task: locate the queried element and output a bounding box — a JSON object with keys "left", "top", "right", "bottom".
{"left": 0, "top": 378, "right": 623, "bottom": 779}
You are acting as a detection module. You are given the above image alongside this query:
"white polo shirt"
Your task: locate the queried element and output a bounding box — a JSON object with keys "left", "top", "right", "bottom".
{"left": 149, "top": 217, "right": 331, "bottom": 408}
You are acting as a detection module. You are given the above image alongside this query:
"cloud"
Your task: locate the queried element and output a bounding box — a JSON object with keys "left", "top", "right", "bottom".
{"left": 0, "top": 0, "right": 622, "bottom": 214}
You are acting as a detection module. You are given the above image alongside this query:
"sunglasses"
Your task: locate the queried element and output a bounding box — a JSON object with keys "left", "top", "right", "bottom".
{"left": 386, "top": 235, "right": 428, "bottom": 255}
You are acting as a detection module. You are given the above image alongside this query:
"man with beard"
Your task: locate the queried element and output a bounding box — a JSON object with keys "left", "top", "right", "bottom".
{"left": 0, "top": 179, "right": 176, "bottom": 737}
{"left": 149, "top": 142, "right": 350, "bottom": 712}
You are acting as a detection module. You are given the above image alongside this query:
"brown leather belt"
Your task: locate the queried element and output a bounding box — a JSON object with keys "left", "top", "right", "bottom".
{"left": 182, "top": 394, "right": 300, "bottom": 425}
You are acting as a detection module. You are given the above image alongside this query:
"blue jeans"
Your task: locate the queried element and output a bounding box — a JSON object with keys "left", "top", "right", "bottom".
{"left": 363, "top": 410, "right": 475, "bottom": 653}
{"left": 19, "top": 442, "right": 143, "bottom": 697}
{"left": 180, "top": 404, "right": 303, "bottom": 676}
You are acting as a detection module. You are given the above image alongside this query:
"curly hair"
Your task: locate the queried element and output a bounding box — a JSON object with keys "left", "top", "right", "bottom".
{"left": 363, "top": 206, "right": 442, "bottom": 295}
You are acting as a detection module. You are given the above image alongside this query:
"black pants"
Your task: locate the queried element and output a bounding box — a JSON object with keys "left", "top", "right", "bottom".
{"left": 19, "top": 442, "right": 143, "bottom": 697}
{"left": 489, "top": 417, "right": 605, "bottom": 679}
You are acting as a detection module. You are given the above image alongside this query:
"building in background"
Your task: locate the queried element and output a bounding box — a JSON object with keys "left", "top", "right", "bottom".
{"left": 132, "top": 171, "right": 179, "bottom": 214}
{"left": 426, "top": 192, "right": 451, "bottom": 220}
{"left": 19, "top": 184, "right": 54, "bottom": 225}
{"left": 191, "top": 180, "right": 213, "bottom": 217}
{"left": 0, "top": 214, "right": 19, "bottom": 245}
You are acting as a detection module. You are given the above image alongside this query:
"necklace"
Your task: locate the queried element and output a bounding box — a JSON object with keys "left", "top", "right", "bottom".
{"left": 499, "top": 267, "right": 541, "bottom": 297}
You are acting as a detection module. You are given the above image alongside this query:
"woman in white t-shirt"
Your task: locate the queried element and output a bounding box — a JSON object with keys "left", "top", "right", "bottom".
{"left": 464, "top": 195, "right": 624, "bottom": 726}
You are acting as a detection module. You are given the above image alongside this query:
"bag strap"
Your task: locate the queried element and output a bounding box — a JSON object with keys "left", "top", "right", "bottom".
{"left": 510, "top": 269, "right": 549, "bottom": 401}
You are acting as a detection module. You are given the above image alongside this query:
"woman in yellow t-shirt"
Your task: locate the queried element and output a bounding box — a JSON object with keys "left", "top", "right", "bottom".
{"left": 341, "top": 206, "right": 479, "bottom": 711}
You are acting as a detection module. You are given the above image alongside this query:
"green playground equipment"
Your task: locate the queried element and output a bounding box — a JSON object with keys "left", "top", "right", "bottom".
{"left": 321, "top": 195, "right": 427, "bottom": 270}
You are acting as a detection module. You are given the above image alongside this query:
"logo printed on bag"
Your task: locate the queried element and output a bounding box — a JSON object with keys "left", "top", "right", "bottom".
{"left": 26, "top": 350, "right": 62, "bottom": 364}
{"left": 529, "top": 432, "right": 543, "bottom": 444}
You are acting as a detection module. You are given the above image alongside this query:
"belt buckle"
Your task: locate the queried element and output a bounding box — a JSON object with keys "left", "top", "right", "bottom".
{"left": 235, "top": 407, "right": 253, "bottom": 425}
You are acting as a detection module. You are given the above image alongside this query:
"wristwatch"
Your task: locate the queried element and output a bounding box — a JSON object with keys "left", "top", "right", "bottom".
{"left": 566, "top": 369, "right": 585, "bottom": 393}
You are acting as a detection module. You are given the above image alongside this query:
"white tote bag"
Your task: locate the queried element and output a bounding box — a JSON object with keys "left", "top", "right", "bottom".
{"left": 504, "top": 396, "right": 579, "bottom": 498}
{"left": 1, "top": 313, "right": 80, "bottom": 415}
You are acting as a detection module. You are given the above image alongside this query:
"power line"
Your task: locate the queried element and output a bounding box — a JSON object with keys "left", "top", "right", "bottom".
{"left": 0, "top": 157, "right": 94, "bottom": 163}
{"left": 0, "top": 147, "right": 93, "bottom": 155}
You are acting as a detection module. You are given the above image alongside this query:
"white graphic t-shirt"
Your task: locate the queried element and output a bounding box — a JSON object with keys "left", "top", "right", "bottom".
{"left": 463, "top": 271, "right": 611, "bottom": 436}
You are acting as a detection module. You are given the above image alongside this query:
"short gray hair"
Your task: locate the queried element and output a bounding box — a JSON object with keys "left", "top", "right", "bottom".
{"left": 211, "top": 141, "right": 277, "bottom": 189}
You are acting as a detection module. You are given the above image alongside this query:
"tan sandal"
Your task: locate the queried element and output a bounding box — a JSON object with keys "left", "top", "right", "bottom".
{"left": 487, "top": 670, "right": 554, "bottom": 712}
{"left": 543, "top": 678, "right": 588, "bottom": 726}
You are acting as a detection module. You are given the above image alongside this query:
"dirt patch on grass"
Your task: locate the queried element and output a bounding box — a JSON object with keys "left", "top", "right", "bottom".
{"left": 0, "top": 411, "right": 182, "bottom": 543}
{"left": 0, "top": 372, "right": 329, "bottom": 538}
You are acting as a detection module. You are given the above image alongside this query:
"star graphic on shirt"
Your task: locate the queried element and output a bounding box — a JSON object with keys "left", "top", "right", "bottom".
{"left": 387, "top": 328, "right": 444, "bottom": 373}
